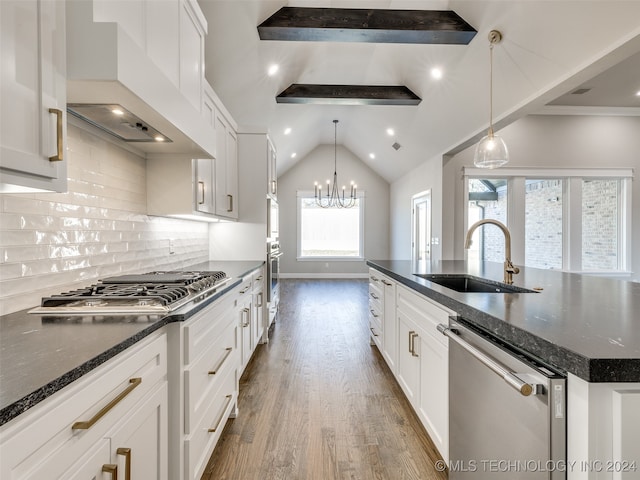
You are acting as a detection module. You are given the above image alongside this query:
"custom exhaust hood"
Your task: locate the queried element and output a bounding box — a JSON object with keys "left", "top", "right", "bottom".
{"left": 66, "top": 0, "right": 215, "bottom": 157}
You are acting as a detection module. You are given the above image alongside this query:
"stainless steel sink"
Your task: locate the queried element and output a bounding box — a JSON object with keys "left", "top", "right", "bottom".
{"left": 413, "top": 274, "right": 538, "bottom": 293}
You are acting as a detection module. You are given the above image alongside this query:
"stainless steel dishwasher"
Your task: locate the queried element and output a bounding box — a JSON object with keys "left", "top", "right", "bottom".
{"left": 438, "top": 319, "right": 566, "bottom": 479}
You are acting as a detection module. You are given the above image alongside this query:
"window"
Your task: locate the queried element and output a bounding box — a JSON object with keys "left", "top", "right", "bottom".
{"left": 297, "top": 194, "right": 364, "bottom": 259}
{"left": 464, "top": 168, "right": 632, "bottom": 275}
{"left": 467, "top": 179, "right": 507, "bottom": 263}
{"left": 525, "top": 179, "right": 563, "bottom": 269}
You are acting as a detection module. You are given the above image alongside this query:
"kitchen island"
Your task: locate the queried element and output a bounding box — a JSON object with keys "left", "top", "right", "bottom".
{"left": 368, "top": 259, "right": 640, "bottom": 480}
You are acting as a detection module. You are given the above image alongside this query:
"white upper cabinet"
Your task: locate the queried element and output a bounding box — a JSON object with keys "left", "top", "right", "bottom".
{"left": 0, "top": 0, "right": 67, "bottom": 193}
{"left": 179, "top": 0, "right": 206, "bottom": 110}
{"left": 267, "top": 138, "right": 278, "bottom": 199}
{"left": 214, "top": 110, "right": 239, "bottom": 219}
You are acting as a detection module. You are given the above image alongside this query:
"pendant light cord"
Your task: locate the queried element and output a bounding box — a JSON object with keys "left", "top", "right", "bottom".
{"left": 488, "top": 41, "right": 494, "bottom": 137}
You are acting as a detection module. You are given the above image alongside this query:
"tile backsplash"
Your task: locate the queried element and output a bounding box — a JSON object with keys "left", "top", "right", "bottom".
{"left": 0, "top": 124, "right": 209, "bottom": 315}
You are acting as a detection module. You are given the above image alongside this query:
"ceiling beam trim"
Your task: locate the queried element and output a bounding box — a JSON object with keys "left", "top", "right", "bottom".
{"left": 276, "top": 84, "right": 422, "bottom": 106}
{"left": 258, "top": 7, "right": 477, "bottom": 45}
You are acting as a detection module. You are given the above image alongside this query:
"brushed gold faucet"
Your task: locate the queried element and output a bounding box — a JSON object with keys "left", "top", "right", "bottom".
{"left": 465, "top": 219, "right": 520, "bottom": 284}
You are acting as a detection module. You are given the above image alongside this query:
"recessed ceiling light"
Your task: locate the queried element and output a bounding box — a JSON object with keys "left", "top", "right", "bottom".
{"left": 154, "top": 136, "right": 165, "bottom": 142}
{"left": 284, "top": 127, "right": 292, "bottom": 135}
{"left": 291, "top": 152, "right": 297, "bottom": 158}
{"left": 369, "top": 153, "right": 376, "bottom": 159}
{"left": 112, "top": 108, "right": 124, "bottom": 115}
{"left": 268, "top": 64, "right": 279, "bottom": 76}
{"left": 430, "top": 67, "right": 443, "bottom": 79}
{"left": 636, "top": 90, "right": 640, "bottom": 97}
{"left": 386, "top": 128, "right": 395, "bottom": 136}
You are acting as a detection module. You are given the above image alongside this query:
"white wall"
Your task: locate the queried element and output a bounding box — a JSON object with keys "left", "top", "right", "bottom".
{"left": 442, "top": 114, "right": 640, "bottom": 280}
{"left": 390, "top": 154, "right": 445, "bottom": 262}
{"left": 0, "top": 124, "right": 209, "bottom": 315}
{"left": 278, "top": 144, "right": 389, "bottom": 276}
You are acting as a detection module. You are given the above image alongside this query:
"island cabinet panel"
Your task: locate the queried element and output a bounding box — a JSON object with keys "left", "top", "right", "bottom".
{"left": 381, "top": 275, "right": 398, "bottom": 373}
{"left": 391, "top": 281, "right": 453, "bottom": 464}
{"left": 0, "top": 331, "right": 168, "bottom": 479}
{"left": 567, "top": 374, "right": 640, "bottom": 480}
{"left": 368, "top": 270, "right": 384, "bottom": 350}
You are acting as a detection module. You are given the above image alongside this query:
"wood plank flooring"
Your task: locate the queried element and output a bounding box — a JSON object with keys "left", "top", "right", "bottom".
{"left": 202, "top": 279, "right": 448, "bottom": 480}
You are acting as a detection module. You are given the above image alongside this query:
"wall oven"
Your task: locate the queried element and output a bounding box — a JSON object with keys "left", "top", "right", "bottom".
{"left": 266, "top": 241, "right": 281, "bottom": 322}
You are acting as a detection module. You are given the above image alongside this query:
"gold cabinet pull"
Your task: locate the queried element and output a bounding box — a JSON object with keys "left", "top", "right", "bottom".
{"left": 370, "top": 327, "right": 379, "bottom": 337}
{"left": 271, "top": 180, "right": 277, "bottom": 195}
{"left": 102, "top": 464, "right": 118, "bottom": 480}
{"left": 370, "top": 309, "right": 379, "bottom": 318}
{"left": 410, "top": 332, "right": 419, "bottom": 357}
{"left": 198, "top": 181, "right": 205, "bottom": 204}
{"left": 227, "top": 194, "right": 233, "bottom": 212}
{"left": 381, "top": 279, "right": 392, "bottom": 286}
{"left": 257, "top": 292, "right": 263, "bottom": 307}
{"left": 241, "top": 307, "right": 250, "bottom": 327}
{"left": 72, "top": 378, "right": 142, "bottom": 430}
{"left": 370, "top": 292, "right": 379, "bottom": 300}
{"left": 116, "top": 448, "right": 131, "bottom": 480}
{"left": 408, "top": 331, "right": 415, "bottom": 355}
{"left": 48, "top": 108, "right": 63, "bottom": 162}
{"left": 208, "top": 348, "right": 233, "bottom": 375}
{"left": 208, "top": 395, "right": 232, "bottom": 433}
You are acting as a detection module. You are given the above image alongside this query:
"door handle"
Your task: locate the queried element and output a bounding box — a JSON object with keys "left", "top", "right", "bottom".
{"left": 437, "top": 324, "right": 539, "bottom": 396}
{"left": 410, "top": 332, "right": 419, "bottom": 357}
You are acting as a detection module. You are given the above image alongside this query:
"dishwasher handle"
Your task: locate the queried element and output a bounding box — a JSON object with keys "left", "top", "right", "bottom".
{"left": 437, "top": 324, "right": 539, "bottom": 397}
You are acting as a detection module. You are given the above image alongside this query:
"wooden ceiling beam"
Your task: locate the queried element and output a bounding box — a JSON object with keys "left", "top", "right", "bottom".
{"left": 276, "top": 84, "right": 421, "bottom": 106}
{"left": 258, "top": 7, "right": 476, "bottom": 45}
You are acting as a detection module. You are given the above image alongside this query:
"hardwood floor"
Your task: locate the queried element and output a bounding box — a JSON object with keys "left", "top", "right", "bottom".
{"left": 202, "top": 279, "right": 448, "bottom": 480}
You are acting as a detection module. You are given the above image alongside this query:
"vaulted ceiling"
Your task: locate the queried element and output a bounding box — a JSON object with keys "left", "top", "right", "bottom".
{"left": 199, "top": 1, "right": 640, "bottom": 183}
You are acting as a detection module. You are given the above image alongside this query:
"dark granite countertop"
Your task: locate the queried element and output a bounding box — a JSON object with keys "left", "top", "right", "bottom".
{"left": 0, "top": 260, "right": 264, "bottom": 426}
{"left": 367, "top": 259, "right": 640, "bottom": 383}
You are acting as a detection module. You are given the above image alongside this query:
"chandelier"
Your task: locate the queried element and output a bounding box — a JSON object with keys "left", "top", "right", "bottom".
{"left": 314, "top": 120, "right": 358, "bottom": 208}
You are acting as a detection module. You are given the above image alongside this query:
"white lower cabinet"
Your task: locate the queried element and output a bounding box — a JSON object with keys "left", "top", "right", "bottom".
{"left": 168, "top": 289, "right": 239, "bottom": 480}
{"left": 237, "top": 276, "right": 254, "bottom": 374}
{"left": 0, "top": 331, "right": 168, "bottom": 480}
{"left": 371, "top": 271, "right": 453, "bottom": 465}
{"left": 396, "top": 284, "right": 451, "bottom": 464}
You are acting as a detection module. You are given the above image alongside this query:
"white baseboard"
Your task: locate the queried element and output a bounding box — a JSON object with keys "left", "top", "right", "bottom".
{"left": 279, "top": 273, "right": 368, "bottom": 279}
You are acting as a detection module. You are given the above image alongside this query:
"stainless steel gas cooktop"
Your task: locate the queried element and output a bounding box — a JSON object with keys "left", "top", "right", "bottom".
{"left": 29, "top": 271, "right": 230, "bottom": 315}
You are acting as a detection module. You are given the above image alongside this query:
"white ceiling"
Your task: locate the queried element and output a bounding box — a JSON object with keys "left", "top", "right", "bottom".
{"left": 199, "top": 0, "right": 640, "bottom": 183}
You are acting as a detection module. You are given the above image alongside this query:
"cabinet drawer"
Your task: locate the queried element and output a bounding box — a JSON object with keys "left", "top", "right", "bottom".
{"left": 251, "top": 267, "right": 264, "bottom": 291}
{"left": 184, "top": 293, "right": 235, "bottom": 365}
{"left": 184, "top": 317, "right": 238, "bottom": 433}
{"left": 397, "top": 285, "right": 452, "bottom": 346}
{"left": 184, "top": 364, "right": 236, "bottom": 480}
{"left": 0, "top": 332, "right": 167, "bottom": 479}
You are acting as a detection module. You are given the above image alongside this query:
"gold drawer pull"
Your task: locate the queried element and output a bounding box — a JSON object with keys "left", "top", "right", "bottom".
{"left": 116, "top": 448, "right": 131, "bottom": 480}
{"left": 370, "top": 327, "right": 379, "bottom": 337}
{"left": 208, "top": 348, "right": 233, "bottom": 375}
{"left": 257, "top": 292, "right": 263, "bottom": 307}
{"left": 227, "top": 194, "right": 233, "bottom": 212}
{"left": 370, "top": 292, "right": 379, "bottom": 300}
{"left": 72, "top": 378, "right": 142, "bottom": 430}
{"left": 208, "top": 395, "right": 233, "bottom": 433}
{"left": 102, "top": 464, "right": 118, "bottom": 479}
{"left": 48, "top": 108, "right": 63, "bottom": 162}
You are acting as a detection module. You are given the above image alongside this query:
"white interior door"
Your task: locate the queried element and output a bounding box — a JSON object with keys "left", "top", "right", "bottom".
{"left": 412, "top": 191, "right": 432, "bottom": 263}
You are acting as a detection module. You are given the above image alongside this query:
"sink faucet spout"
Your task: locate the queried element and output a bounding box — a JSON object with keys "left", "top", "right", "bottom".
{"left": 465, "top": 219, "right": 520, "bottom": 284}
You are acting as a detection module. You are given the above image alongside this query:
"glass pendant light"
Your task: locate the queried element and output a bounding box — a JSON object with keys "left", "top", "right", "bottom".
{"left": 474, "top": 30, "right": 509, "bottom": 169}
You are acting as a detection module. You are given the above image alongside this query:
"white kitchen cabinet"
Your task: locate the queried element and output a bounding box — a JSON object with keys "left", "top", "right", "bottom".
{"left": 179, "top": 0, "right": 206, "bottom": 110}
{"left": 267, "top": 139, "right": 278, "bottom": 199}
{"left": 237, "top": 276, "right": 254, "bottom": 374}
{"left": 167, "top": 289, "right": 239, "bottom": 480}
{"left": 0, "top": 331, "right": 168, "bottom": 479}
{"left": 396, "top": 284, "right": 452, "bottom": 464}
{"left": 0, "top": 0, "right": 67, "bottom": 193}
{"left": 214, "top": 109, "right": 239, "bottom": 219}
{"left": 252, "top": 267, "right": 266, "bottom": 347}
{"left": 368, "top": 271, "right": 384, "bottom": 350}
{"left": 381, "top": 276, "right": 398, "bottom": 374}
